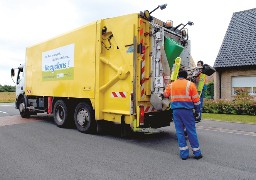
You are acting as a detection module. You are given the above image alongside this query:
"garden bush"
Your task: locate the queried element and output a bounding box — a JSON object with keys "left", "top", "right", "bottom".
{"left": 203, "top": 91, "right": 256, "bottom": 115}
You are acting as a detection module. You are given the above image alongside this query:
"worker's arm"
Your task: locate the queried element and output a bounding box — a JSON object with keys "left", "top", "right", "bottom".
{"left": 163, "top": 83, "right": 171, "bottom": 98}
{"left": 190, "top": 82, "right": 201, "bottom": 114}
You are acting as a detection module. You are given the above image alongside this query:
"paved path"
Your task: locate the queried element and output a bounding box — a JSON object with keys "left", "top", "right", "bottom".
{"left": 0, "top": 114, "right": 255, "bottom": 179}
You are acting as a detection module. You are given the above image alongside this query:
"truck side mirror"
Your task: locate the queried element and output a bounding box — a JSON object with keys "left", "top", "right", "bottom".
{"left": 11, "top": 68, "right": 15, "bottom": 77}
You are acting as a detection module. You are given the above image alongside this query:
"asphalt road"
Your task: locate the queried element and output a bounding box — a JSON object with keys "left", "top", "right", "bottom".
{"left": 0, "top": 103, "right": 256, "bottom": 179}
{"left": 0, "top": 103, "right": 19, "bottom": 117}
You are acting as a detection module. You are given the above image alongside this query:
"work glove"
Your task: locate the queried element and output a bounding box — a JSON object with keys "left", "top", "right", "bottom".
{"left": 194, "top": 112, "right": 201, "bottom": 123}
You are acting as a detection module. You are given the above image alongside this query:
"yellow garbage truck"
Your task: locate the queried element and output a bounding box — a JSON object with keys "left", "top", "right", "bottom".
{"left": 11, "top": 5, "right": 193, "bottom": 135}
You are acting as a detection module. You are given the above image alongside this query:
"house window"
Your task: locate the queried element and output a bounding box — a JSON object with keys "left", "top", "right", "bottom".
{"left": 253, "top": 87, "right": 256, "bottom": 94}
{"left": 231, "top": 76, "right": 256, "bottom": 95}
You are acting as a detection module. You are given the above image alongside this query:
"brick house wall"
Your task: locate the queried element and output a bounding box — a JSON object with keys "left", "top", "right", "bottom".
{"left": 213, "top": 8, "right": 256, "bottom": 100}
{"left": 214, "top": 69, "right": 256, "bottom": 100}
{"left": 214, "top": 72, "right": 220, "bottom": 99}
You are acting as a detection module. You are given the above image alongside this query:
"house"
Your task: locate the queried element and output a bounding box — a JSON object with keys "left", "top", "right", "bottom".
{"left": 214, "top": 8, "right": 256, "bottom": 100}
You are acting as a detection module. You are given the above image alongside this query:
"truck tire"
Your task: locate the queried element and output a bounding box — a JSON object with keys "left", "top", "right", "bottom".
{"left": 74, "top": 102, "right": 96, "bottom": 133}
{"left": 18, "top": 97, "right": 30, "bottom": 118}
{"left": 53, "top": 100, "right": 69, "bottom": 127}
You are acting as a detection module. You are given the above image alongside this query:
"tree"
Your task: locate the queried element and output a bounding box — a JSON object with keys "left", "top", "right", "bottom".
{"left": 0, "top": 85, "right": 15, "bottom": 92}
{"left": 205, "top": 82, "right": 214, "bottom": 99}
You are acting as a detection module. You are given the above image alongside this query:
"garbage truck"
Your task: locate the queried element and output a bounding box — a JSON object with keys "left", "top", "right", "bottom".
{"left": 11, "top": 4, "right": 194, "bottom": 135}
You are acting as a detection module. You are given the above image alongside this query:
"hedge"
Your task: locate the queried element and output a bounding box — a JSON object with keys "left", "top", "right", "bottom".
{"left": 203, "top": 97, "right": 256, "bottom": 115}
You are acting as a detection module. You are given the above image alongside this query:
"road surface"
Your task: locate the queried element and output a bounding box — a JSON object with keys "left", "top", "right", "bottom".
{"left": 0, "top": 103, "right": 19, "bottom": 117}
{"left": 0, "top": 103, "right": 255, "bottom": 179}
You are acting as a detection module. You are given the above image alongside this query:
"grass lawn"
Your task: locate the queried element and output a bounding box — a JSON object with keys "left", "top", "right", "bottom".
{"left": 202, "top": 113, "right": 256, "bottom": 124}
{"left": 0, "top": 92, "right": 15, "bottom": 103}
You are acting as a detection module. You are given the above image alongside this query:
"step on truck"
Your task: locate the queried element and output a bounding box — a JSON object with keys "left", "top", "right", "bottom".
{"left": 11, "top": 4, "right": 193, "bottom": 136}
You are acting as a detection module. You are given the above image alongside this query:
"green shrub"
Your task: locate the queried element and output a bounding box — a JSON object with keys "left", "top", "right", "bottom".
{"left": 0, "top": 85, "right": 15, "bottom": 92}
{"left": 203, "top": 96, "right": 256, "bottom": 116}
{"left": 205, "top": 82, "right": 214, "bottom": 99}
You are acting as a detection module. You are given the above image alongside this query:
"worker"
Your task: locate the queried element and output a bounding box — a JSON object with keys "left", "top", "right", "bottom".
{"left": 164, "top": 70, "right": 203, "bottom": 160}
{"left": 196, "top": 60, "right": 207, "bottom": 121}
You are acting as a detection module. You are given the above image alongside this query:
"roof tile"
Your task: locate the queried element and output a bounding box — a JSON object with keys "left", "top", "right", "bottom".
{"left": 214, "top": 8, "right": 256, "bottom": 68}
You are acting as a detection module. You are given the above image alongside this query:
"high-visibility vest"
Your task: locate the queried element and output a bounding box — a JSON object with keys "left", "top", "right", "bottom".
{"left": 197, "top": 73, "right": 206, "bottom": 96}
{"left": 169, "top": 78, "right": 200, "bottom": 109}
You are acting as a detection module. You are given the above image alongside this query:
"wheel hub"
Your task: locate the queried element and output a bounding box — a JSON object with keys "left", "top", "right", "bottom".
{"left": 77, "top": 109, "right": 89, "bottom": 127}
{"left": 19, "top": 102, "right": 25, "bottom": 113}
{"left": 56, "top": 106, "right": 65, "bottom": 123}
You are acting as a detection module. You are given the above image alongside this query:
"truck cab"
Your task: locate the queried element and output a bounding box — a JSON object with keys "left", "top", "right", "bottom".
{"left": 11, "top": 64, "right": 28, "bottom": 117}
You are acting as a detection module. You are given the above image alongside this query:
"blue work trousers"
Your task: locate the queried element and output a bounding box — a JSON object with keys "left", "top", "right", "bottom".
{"left": 199, "top": 85, "right": 206, "bottom": 119}
{"left": 173, "top": 109, "right": 202, "bottom": 159}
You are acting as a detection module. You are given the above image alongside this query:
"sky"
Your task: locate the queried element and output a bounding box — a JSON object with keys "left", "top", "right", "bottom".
{"left": 0, "top": 0, "right": 255, "bottom": 85}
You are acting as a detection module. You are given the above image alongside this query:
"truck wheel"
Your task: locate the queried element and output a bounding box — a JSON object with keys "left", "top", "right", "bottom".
{"left": 74, "top": 102, "right": 96, "bottom": 133}
{"left": 53, "top": 100, "right": 69, "bottom": 127}
{"left": 18, "top": 97, "right": 30, "bottom": 118}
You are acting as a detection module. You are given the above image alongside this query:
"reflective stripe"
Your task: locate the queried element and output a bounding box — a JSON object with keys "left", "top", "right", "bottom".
{"left": 179, "top": 146, "right": 189, "bottom": 150}
{"left": 170, "top": 81, "right": 191, "bottom": 100}
{"left": 192, "top": 147, "right": 200, "bottom": 151}
{"left": 194, "top": 101, "right": 201, "bottom": 105}
{"left": 170, "top": 79, "right": 200, "bottom": 104}
{"left": 171, "top": 95, "right": 190, "bottom": 99}
{"left": 192, "top": 94, "right": 199, "bottom": 99}
{"left": 186, "top": 81, "right": 190, "bottom": 97}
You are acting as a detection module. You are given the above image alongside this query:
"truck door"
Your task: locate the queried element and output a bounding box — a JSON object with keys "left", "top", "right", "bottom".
{"left": 16, "top": 66, "right": 25, "bottom": 97}
{"left": 95, "top": 14, "right": 137, "bottom": 122}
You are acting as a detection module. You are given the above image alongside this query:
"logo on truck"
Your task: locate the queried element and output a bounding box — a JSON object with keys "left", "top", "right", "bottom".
{"left": 42, "top": 44, "right": 74, "bottom": 81}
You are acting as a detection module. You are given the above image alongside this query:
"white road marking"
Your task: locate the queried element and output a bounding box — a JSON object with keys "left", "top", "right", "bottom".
{"left": 197, "top": 125, "right": 256, "bottom": 137}
{"left": 0, "top": 111, "right": 8, "bottom": 114}
{"left": 0, "top": 104, "right": 14, "bottom": 107}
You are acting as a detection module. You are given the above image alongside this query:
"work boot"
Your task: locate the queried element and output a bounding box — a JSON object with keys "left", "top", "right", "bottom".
{"left": 194, "top": 154, "right": 203, "bottom": 160}
{"left": 181, "top": 156, "right": 189, "bottom": 160}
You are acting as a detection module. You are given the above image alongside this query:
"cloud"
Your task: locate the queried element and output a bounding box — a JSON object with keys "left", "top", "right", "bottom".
{"left": 0, "top": 0, "right": 145, "bottom": 85}
{"left": 0, "top": 0, "right": 81, "bottom": 85}
{"left": 0, "top": 0, "right": 255, "bottom": 85}
{"left": 0, "top": 0, "right": 80, "bottom": 43}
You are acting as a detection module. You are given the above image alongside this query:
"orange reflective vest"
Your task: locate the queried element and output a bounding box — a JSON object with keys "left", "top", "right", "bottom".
{"left": 164, "top": 78, "right": 200, "bottom": 110}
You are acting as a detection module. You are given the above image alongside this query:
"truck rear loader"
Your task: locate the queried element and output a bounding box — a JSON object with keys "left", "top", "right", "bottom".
{"left": 11, "top": 5, "right": 193, "bottom": 135}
